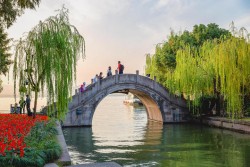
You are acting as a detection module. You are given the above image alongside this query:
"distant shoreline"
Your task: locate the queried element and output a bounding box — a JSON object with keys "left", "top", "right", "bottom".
{"left": 0, "top": 95, "right": 15, "bottom": 98}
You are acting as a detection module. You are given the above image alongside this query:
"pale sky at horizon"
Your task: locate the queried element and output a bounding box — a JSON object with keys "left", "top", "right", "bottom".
{"left": 1, "top": 0, "right": 250, "bottom": 95}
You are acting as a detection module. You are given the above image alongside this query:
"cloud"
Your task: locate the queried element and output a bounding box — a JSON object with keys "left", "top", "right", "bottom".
{"left": 2, "top": 0, "right": 250, "bottom": 89}
{"left": 234, "top": 13, "right": 250, "bottom": 30}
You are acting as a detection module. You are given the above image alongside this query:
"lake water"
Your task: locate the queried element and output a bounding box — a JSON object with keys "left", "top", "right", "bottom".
{"left": 63, "top": 94, "right": 250, "bottom": 167}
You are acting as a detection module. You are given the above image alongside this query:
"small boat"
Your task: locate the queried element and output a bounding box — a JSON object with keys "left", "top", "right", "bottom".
{"left": 123, "top": 93, "right": 143, "bottom": 106}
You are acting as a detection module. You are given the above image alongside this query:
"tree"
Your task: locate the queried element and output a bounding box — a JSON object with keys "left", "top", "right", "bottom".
{"left": 0, "top": 0, "right": 41, "bottom": 93}
{"left": 145, "top": 23, "right": 250, "bottom": 117}
{"left": 0, "top": 0, "right": 41, "bottom": 28}
{"left": 0, "top": 26, "right": 11, "bottom": 75}
{"left": 172, "top": 36, "right": 250, "bottom": 118}
{"left": 13, "top": 7, "right": 85, "bottom": 118}
{"left": 146, "top": 23, "right": 231, "bottom": 86}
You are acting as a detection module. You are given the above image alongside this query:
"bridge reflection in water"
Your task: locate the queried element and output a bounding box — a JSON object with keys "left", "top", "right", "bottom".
{"left": 62, "top": 96, "right": 164, "bottom": 165}
{"left": 63, "top": 95, "right": 250, "bottom": 166}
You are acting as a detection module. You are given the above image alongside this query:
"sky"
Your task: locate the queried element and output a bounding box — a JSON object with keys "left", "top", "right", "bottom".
{"left": 1, "top": 0, "right": 250, "bottom": 95}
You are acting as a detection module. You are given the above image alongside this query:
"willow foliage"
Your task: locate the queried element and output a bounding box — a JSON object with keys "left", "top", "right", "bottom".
{"left": 170, "top": 37, "right": 250, "bottom": 117}
{"left": 212, "top": 38, "right": 250, "bottom": 116}
{"left": 145, "top": 45, "right": 172, "bottom": 85}
{"left": 145, "top": 24, "right": 250, "bottom": 117}
{"left": 173, "top": 42, "right": 216, "bottom": 104}
{"left": 13, "top": 7, "right": 85, "bottom": 118}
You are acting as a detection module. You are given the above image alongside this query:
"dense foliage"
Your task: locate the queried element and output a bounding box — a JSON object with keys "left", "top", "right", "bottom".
{"left": 145, "top": 23, "right": 250, "bottom": 117}
{"left": 0, "top": 27, "right": 12, "bottom": 76}
{"left": 13, "top": 7, "right": 85, "bottom": 118}
{"left": 0, "top": 0, "right": 41, "bottom": 93}
{"left": 146, "top": 23, "right": 231, "bottom": 82}
{"left": 0, "top": 114, "right": 61, "bottom": 167}
{"left": 0, "top": 0, "right": 40, "bottom": 28}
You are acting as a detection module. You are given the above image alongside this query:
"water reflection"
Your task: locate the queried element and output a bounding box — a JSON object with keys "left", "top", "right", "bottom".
{"left": 63, "top": 95, "right": 250, "bottom": 167}
{"left": 64, "top": 122, "right": 250, "bottom": 166}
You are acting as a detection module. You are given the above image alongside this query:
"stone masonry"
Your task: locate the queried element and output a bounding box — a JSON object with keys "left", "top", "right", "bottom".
{"left": 63, "top": 71, "right": 189, "bottom": 127}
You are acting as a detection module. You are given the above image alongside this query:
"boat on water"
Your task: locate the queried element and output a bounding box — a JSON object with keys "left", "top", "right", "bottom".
{"left": 123, "top": 93, "right": 143, "bottom": 107}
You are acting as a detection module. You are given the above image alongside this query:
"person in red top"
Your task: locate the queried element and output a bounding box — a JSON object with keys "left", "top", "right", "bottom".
{"left": 117, "top": 61, "right": 124, "bottom": 74}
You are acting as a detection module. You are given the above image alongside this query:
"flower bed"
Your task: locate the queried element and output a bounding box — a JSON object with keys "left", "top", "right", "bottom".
{"left": 0, "top": 114, "right": 61, "bottom": 167}
{"left": 0, "top": 114, "right": 48, "bottom": 157}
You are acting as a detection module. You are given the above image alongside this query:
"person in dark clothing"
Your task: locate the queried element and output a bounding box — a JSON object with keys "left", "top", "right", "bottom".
{"left": 99, "top": 72, "right": 103, "bottom": 80}
{"left": 107, "top": 66, "right": 112, "bottom": 77}
{"left": 26, "top": 95, "right": 32, "bottom": 116}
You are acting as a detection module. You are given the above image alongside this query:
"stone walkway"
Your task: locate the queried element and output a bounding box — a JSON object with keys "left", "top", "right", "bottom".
{"left": 66, "top": 162, "right": 122, "bottom": 167}
{"left": 44, "top": 163, "right": 59, "bottom": 167}
{"left": 45, "top": 162, "right": 122, "bottom": 167}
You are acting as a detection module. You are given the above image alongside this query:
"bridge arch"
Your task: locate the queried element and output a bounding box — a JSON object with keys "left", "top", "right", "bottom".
{"left": 63, "top": 73, "right": 189, "bottom": 127}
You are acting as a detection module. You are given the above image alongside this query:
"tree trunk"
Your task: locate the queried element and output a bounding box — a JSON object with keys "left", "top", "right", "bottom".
{"left": 33, "top": 89, "right": 38, "bottom": 119}
{"left": 215, "top": 93, "right": 221, "bottom": 116}
{"left": 213, "top": 78, "right": 221, "bottom": 116}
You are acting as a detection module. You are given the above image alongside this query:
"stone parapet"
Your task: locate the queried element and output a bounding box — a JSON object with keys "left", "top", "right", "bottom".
{"left": 197, "top": 117, "right": 250, "bottom": 134}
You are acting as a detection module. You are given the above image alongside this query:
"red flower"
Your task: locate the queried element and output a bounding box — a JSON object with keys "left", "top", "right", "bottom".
{"left": 0, "top": 114, "right": 48, "bottom": 157}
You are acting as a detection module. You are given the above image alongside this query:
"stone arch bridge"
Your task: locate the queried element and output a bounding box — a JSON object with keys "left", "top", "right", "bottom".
{"left": 63, "top": 71, "right": 190, "bottom": 127}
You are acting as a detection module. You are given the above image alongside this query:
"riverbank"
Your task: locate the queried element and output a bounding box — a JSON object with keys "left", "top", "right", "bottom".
{"left": 193, "top": 116, "right": 250, "bottom": 134}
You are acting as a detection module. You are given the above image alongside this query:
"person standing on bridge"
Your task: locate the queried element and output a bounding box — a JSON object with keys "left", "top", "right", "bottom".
{"left": 107, "top": 66, "right": 112, "bottom": 77}
{"left": 99, "top": 72, "right": 103, "bottom": 80}
{"left": 93, "top": 74, "right": 98, "bottom": 83}
{"left": 117, "top": 61, "right": 124, "bottom": 74}
{"left": 80, "top": 84, "right": 84, "bottom": 92}
{"left": 83, "top": 82, "right": 86, "bottom": 91}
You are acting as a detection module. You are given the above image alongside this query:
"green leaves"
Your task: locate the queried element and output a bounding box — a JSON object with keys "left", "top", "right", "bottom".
{"left": 0, "top": 0, "right": 41, "bottom": 28}
{"left": 145, "top": 23, "right": 231, "bottom": 87}
{"left": 13, "top": 7, "right": 85, "bottom": 118}
{"left": 0, "top": 26, "right": 12, "bottom": 93}
{"left": 145, "top": 23, "right": 250, "bottom": 117}
{"left": 24, "top": 120, "right": 61, "bottom": 167}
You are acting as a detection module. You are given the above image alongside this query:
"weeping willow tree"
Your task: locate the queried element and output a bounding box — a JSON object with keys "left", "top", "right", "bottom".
{"left": 13, "top": 7, "right": 85, "bottom": 118}
{"left": 145, "top": 23, "right": 231, "bottom": 87}
{"left": 171, "top": 36, "right": 250, "bottom": 118}
{"left": 145, "top": 23, "right": 250, "bottom": 118}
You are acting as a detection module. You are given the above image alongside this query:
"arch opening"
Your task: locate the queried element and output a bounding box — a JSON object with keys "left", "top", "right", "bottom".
{"left": 92, "top": 93, "right": 148, "bottom": 128}
{"left": 90, "top": 89, "right": 163, "bottom": 126}
{"left": 128, "top": 90, "right": 163, "bottom": 122}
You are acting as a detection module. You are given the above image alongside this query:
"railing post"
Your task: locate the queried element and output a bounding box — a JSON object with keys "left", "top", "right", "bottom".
{"left": 76, "top": 88, "right": 80, "bottom": 104}
{"left": 115, "top": 70, "right": 118, "bottom": 83}
{"left": 153, "top": 76, "right": 156, "bottom": 89}
{"left": 97, "top": 78, "right": 100, "bottom": 91}
{"left": 136, "top": 70, "right": 139, "bottom": 83}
